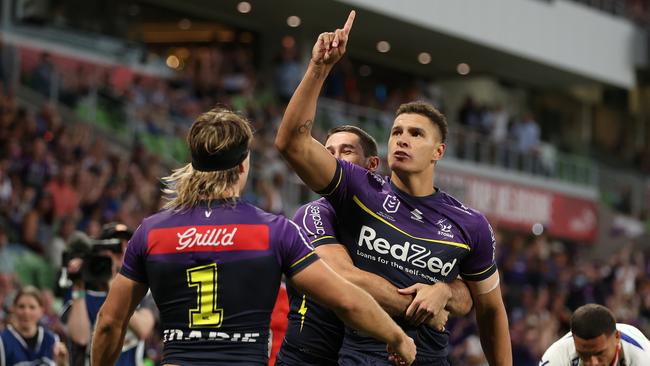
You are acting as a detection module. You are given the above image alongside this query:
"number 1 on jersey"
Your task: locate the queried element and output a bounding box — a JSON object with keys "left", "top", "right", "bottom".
{"left": 187, "top": 263, "right": 223, "bottom": 328}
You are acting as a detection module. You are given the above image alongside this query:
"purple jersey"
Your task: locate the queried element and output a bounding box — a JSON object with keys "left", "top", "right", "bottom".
{"left": 278, "top": 199, "right": 343, "bottom": 364}
{"left": 120, "top": 199, "right": 318, "bottom": 366}
{"left": 319, "top": 160, "right": 497, "bottom": 361}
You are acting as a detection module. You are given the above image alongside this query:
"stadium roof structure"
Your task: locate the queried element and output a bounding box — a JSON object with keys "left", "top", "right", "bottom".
{"left": 142, "top": 0, "right": 646, "bottom": 89}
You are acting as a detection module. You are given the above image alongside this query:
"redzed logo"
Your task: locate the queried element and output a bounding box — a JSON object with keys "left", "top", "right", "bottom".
{"left": 147, "top": 225, "right": 269, "bottom": 254}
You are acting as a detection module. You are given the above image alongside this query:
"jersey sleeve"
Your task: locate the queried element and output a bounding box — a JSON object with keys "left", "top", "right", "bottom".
{"left": 119, "top": 223, "right": 149, "bottom": 284}
{"left": 292, "top": 201, "right": 339, "bottom": 247}
{"left": 276, "top": 218, "right": 320, "bottom": 278}
{"left": 460, "top": 214, "right": 498, "bottom": 282}
{"left": 317, "top": 159, "right": 372, "bottom": 211}
{"left": 539, "top": 337, "right": 573, "bottom": 365}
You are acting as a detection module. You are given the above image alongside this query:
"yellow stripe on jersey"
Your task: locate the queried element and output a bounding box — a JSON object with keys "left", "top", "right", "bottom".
{"left": 320, "top": 166, "right": 343, "bottom": 196}
{"left": 353, "top": 195, "right": 471, "bottom": 251}
{"left": 290, "top": 251, "right": 317, "bottom": 268}
{"left": 311, "top": 236, "right": 336, "bottom": 245}
{"left": 461, "top": 263, "right": 495, "bottom": 277}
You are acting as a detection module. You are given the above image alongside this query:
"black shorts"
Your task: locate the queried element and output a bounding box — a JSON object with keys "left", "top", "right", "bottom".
{"left": 338, "top": 348, "right": 449, "bottom": 366}
{"left": 276, "top": 342, "right": 338, "bottom": 366}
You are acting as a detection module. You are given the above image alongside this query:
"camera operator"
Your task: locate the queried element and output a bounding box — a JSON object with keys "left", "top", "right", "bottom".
{"left": 62, "top": 223, "right": 156, "bottom": 366}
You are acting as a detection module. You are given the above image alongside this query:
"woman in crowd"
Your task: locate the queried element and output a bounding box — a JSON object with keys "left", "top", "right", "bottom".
{"left": 0, "top": 286, "right": 68, "bottom": 365}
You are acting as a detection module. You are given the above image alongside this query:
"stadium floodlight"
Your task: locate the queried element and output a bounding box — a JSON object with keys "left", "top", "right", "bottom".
{"left": 376, "top": 41, "right": 390, "bottom": 53}
{"left": 456, "top": 62, "right": 470, "bottom": 75}
{"left": 166, "top": 55, "right": 180, "bottom": 69}
{"left": 178, "top": 18, "right": 192, "bottom": 30}
{"left": 237, "top": 1, "right": 252, "bottom": 14}
{"left": 418, "top": 52, "right": 431, "bottom": 65}
{"left": 287, "top": 16, "right": 301, "bottom": 27}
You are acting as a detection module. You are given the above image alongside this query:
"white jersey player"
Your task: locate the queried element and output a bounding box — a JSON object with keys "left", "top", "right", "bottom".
{"left": 540, "top": 304, "right": 650, "bottom": 366}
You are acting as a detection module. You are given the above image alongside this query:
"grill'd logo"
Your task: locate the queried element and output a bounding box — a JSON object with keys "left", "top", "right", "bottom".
{"left": 357, "top": 225, "right": 457, "bottom": 276}
{"left": 176, "top": 227, "right": 238, "bottom": 250}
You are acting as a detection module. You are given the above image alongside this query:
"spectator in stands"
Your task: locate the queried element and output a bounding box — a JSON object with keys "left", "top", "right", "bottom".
{"left": 0, "top": 286, "right": 68, "bottom": 366}
{"left": 32, "top": 53, "right": 55, "bottom": 97}
{"left": 512, "top": 113, "right": 540, "bottom": 154}
{"left": 46, "top": 162, "right": 79, "bottom": 219}
{"left": 21, "top": 191, "right": 55, "bottom": 254}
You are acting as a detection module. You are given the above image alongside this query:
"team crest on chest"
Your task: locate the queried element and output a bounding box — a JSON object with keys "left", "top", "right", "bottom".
{"left": 436, "top": 219, "right": 454, "bottom": 239}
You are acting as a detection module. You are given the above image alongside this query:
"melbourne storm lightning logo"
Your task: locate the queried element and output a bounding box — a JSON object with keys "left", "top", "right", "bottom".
{"left": 436, "top": 219, "right": 454, "bottom": 239}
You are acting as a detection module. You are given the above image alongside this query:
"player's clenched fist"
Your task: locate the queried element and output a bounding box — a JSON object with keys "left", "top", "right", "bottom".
{"left": 387, "top": 334, "right": 417, "bottom": 366}
{"left": 311, "top": 10, "right": 355, "bottom": 65}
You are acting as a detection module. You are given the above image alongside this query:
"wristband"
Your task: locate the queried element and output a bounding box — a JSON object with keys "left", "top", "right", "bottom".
{"left": 72, "top": 290, "right": 85, "bottom": 300}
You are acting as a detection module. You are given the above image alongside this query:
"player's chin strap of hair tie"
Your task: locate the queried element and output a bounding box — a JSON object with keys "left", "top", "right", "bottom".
{"left": 191, "top": 140, "right": 249, "bottom": 172}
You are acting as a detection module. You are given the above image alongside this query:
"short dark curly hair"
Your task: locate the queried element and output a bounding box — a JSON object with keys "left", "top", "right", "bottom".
{"left": 396, "top": 101, "right": 448, "bottom": 143}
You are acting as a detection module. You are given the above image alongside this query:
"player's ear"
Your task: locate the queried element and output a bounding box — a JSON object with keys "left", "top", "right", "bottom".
{"left": 366, "top": 156, "right": 380, "bottom": 172}
{"left": 432, "top": 142, "right": 445, "bottom": 163}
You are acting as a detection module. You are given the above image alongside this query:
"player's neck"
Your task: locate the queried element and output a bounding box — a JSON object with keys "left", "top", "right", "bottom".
{"left": 390, "top": 169, "right": 435, "bottom": 197}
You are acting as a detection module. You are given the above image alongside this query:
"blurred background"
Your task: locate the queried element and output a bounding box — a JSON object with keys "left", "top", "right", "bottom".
{"left": 1, "top": 0, "right": 650, "bottom": 365}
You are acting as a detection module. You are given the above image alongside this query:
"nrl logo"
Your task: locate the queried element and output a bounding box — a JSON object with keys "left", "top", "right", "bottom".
{"left": 382, "top": 195, "right": 400, "bottom": 214}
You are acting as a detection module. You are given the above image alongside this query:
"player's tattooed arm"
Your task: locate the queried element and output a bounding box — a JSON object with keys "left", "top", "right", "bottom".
{"left": 296, "top": 119, "right": 313, "bottom": 135}
{"left": 275, "top": 11, "right": 356, "bottom": 192}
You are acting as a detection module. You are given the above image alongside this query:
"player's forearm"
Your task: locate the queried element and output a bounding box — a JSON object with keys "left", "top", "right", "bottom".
{"left": 475, "top": 298, "right": 512, "bottom": 365}
{"left": 340, "top": 266, "right": 412, "bottom": 316}
{"left": 66, "top": 298, "right": 91, "bottom": 346}
{"left": 444, "top": 280, "right": 473, "bottom": 316}
{"left": 333, "top": 282, "right": 408, "bottom": 347}
{"left": 275, "top": 61, "right": 332, "bottom": 155}
{"left": 91, "top": 310, "right": 128, "bottom": 366}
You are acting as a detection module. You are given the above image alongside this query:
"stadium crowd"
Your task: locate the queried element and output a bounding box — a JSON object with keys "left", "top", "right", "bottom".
{"left": 1, "top": 40, "right": 649, "bottom": 365}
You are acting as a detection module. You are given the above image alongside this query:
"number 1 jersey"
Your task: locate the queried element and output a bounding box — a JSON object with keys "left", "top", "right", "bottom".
{"left": 120, "top": 200, "right": 318, "bottom": 365}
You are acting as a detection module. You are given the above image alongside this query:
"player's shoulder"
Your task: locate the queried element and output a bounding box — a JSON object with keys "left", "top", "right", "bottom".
{"left": 617, "top": 323, "right": 650, "bottom": 350}
{"left": 540, "top": 331, "right": 576, "bottom": 364}
{"left": 293, "top": 197, "right": 336, "bottom": 224}
{"left": 338, "top": 159, "right": 386, "bottom": 190}
{"left": 436, "top": 190, "right": 491, "bottom": 229}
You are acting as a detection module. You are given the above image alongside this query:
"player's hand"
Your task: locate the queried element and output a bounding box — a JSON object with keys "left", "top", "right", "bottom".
{"left": 398, "top": 282, "right": 451, "bottom": 327}
{"left": 54, "top": 341, "right": 69, "bottom": 366}
{"left": 311, "top": 10, "right": 355, "bottom": 66}
{"left": 387, "top": 334, "right": 416, "bottom": 366}
{"left": 67, "top": 258, "right": 83, "bottom": 274}
{"left": 426, "top": 308, "right": 449, "bottom": 332}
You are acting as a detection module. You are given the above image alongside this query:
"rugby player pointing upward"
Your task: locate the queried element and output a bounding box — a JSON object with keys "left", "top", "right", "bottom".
{"left": 278, "top": 125, "right": 473, "bottom": 366}
{"left": 275, "top": 11, "right": 512, "bottom": 366}
{"left": 91, "top": 108, "right": 416, "bottom": 365}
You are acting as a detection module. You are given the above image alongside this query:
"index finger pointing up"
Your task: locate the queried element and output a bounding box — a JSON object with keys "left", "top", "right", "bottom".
{"left": 343, "top": 10, "right": 356, "bottom": 35}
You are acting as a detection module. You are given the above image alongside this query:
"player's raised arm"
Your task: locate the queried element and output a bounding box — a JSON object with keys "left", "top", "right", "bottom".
{"left": 275, "top": 11, "right": 356, "bottom": 191}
